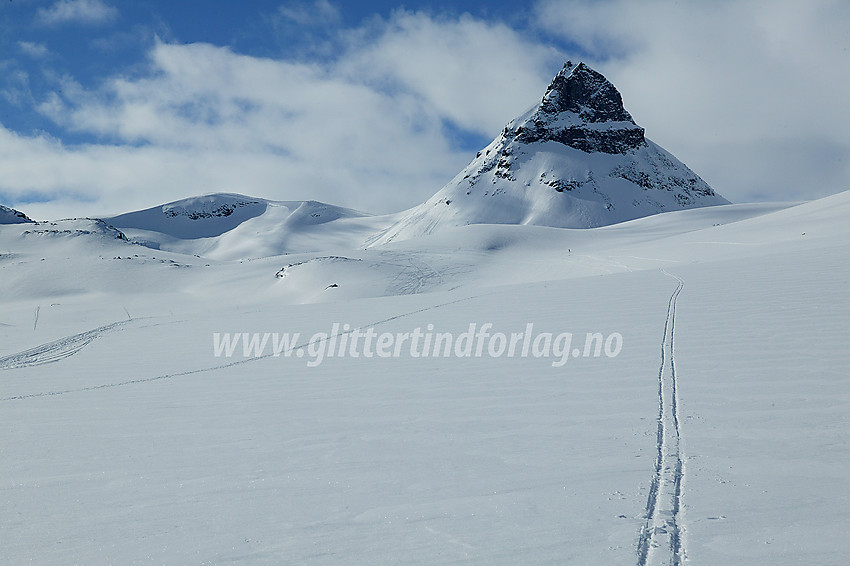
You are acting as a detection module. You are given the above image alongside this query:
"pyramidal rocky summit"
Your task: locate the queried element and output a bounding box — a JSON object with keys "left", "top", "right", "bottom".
{"left": 371, "top": 61, "right": 729, "bottom": 245}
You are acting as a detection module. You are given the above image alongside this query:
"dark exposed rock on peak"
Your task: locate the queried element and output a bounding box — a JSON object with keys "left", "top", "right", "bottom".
{"left": 541, "top": 62, "right": 635, "bottom": 122}
{"left": 513, "top": 61, "right": 646, "bottom": 154}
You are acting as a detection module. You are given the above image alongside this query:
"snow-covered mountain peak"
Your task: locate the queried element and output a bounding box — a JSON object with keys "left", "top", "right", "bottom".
{"left": 369, "top": 62, "right": 728, "bottom": 245}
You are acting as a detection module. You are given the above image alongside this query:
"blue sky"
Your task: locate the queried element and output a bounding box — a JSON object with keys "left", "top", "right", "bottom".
{"left": 2, "top": 0, "right": 849, "bottom": 218}
{"left": 2, "top": 0, "right": 557, "bottom": 147}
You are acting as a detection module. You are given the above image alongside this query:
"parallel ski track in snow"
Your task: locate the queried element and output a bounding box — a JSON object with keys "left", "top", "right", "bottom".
{"left": 0, "top": 320, "right": 133, "bottom": 370}
{"left": 637, "top": 270, "right": 686, "bottom": 566}
{"left": 0, "top": 292, "right": 487, "bottom": 401}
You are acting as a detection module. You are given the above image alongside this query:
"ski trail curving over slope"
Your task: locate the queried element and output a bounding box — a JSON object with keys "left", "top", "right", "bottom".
{"left": 0, "top": 320, "right": 133, "bottom": 370}
{"left": 637, "top": 270, "right": 686, "bottom": 566}
{"left": 1, "top": 291, "right": 493, "bottom": 401}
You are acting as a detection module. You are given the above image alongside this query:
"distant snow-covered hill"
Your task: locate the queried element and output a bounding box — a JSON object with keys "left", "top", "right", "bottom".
{"left": 104, "top": 194, "right": 270, "bottom": 239}
{"left": 102, "top": 193, "right": 396, "bottom": 260}
{"left": 371, "top": 62, "right": 729, "bottom": 245}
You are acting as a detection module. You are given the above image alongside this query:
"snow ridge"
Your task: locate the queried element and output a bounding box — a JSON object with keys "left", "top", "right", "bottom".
{"left": 0, "top": 205, "right": 35, "bottom": 224}
{"left": 20, "top": 218, "right": 128, "bottom": 240}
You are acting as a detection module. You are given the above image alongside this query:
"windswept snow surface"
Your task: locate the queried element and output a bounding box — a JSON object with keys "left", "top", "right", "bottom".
{"left": 1, "top": 193, "right": 849, "bottom": 564}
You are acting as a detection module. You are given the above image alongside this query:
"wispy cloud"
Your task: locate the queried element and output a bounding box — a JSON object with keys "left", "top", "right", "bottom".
{"left": 36, "top": 0, "right": 118, "bottom": 27}
{"left": 344, "top": 11, "right": 558, "bottom": 135}
{"left": 276, "top": 0, "right": 341, "bottom": 27}
{"left": 0, "top": 68, "right": 33, "bottom": 107}
{"left": 268, "top": 0, "right": 344, "bottom": 58}
{"left": 17, "top": 41, "right": 50, "bottom": 58}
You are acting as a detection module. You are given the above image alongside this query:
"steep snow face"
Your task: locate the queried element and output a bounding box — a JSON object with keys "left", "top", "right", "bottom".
{"left": 0, "top": 205, "right": 34, "bottom": 224}
{"left": 371, "top": 62, "right": 729, "bottom": 245}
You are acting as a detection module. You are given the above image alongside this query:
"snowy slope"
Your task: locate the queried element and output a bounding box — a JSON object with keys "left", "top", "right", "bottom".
{"left": 103, "top": 193, "right": 395, "bottom": 260}
{"left": 104, "top": 193, "right": 271, "bottom": 239}
{"left": 1, "top": 191, "right": 848, "bottom": 565}
{"left": 371, "top": 62, "right": 728, "bottom": 245}
{"left": 0, "top": 204, "right": 34, "bottom": 224}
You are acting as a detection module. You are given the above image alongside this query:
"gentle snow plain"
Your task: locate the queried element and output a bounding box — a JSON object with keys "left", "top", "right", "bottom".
{"left": 1, "top": 192, "right": 849, "bottom": 564}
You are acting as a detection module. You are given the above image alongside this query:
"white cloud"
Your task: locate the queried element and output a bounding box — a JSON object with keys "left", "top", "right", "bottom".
{"left": 276, "top": 0, "right": 341, "bottom": 27}
{"left": 4, "top": 12, "right": 562, "bottom": 218}
{"left": 533, "top": 0, "right": 850, "bottom": 202}
{"left": 342, "top": 11, "right": 561, "bottom": 135}
{"left": 17, "top": 41, "right": 50, "bottom": 58}
{"left": 4, "top": 2, "right": 848, "bottom": 220}
{"left": 1, "top": 68, "right": 32, "bottom": 107}
{"left": 37, "top": 0, "right": 118, "bottom": 26}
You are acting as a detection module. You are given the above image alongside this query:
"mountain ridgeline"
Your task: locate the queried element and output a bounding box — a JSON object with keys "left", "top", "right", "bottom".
{"left": 2, "top": 62, "right": 730, "bottom": 255}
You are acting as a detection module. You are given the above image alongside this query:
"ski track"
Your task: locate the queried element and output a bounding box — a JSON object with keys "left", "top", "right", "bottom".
{"left": 4, "top": 264, "right": 694, "bottom": 564}
{"left": 382, "top": 251, "right": 444, "bottom": 295}
{"left": 637, "top": 270, "right": 686, "bottom": 566}
{"left": 0, "top": 291, "right": 493, "bottom": 401}
{"left": 0, "top": 320, "right": 133, "bottom": 370}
